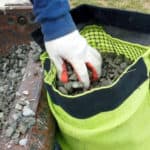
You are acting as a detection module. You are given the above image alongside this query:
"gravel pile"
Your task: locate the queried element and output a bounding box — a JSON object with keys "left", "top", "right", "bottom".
{"left": 56, "top": 53, "right": 133, "bottom": 95}
{"left": 0, "top": 45, "right": 30, "bottom": 130}
{"left": 4, "top": 96, "right": 36, "bottom": 144}
{"left": 0, "top": 42, "right": 42, "bottom": 144}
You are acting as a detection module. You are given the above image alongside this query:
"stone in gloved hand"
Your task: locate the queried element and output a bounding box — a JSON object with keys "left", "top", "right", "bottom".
{"left": 45, "top": 30, "right": 103, "bottom": 89}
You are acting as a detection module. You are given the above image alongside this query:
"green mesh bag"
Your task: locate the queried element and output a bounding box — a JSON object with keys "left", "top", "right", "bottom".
{"left": 41, "top": 25, "right": 150, "bottom": 150}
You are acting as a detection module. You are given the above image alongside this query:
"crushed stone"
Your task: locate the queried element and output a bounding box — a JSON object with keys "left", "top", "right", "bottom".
{"left": 19, "top": 138, "right": 28, "bottom": 146}
{"left": 0, "top": 42, "right": 42, "bottom": 143}
{"left": 0, "top": 44, "right": 30, "bottom": 131}
{"left": 56, "top": 53, "right": 133, "bottom": 95}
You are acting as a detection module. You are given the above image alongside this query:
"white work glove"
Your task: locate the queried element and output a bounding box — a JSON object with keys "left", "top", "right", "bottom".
{"left": 45, "top": 30, "right": 102, "bottom": 89}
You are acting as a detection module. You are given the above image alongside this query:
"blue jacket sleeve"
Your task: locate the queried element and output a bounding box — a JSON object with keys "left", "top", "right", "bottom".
{"left": 32, "top": 0, "right": 76, "bottom": 41}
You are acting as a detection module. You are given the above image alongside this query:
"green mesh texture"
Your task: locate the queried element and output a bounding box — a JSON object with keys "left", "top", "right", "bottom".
{"left": 41, "top": 25, "right": 149, "bottom": 85}
{"left": 80, "top": 25, "right": 149, "bottom": 61}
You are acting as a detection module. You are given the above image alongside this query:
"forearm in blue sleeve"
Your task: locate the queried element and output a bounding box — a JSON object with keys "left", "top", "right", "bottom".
{"left": 32, "top": 0, "right": 76, "bottom": 41}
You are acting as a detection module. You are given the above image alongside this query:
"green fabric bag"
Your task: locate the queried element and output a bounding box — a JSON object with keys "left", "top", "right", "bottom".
{"left": 41, "top": 25, "right": 150, "bottom": 150}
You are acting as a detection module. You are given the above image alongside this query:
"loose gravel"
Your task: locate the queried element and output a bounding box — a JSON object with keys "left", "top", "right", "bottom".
{"left": 0, "top": 42, "right": 42, "bottom": 144}
{"left": 56, "top": 53, "right": 133, "bottom": 95}
{"left": 0, "top": 44, "right": 30, "bottom": 130}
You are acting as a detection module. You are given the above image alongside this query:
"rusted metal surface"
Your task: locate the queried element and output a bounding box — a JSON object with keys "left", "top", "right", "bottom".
{"left": 27, "top": 89, "right": 55, "bottom": 150}
{"left": 0, "top": 4, "right": 39, "bottom": 55}
{"left": 0, "top": 52, "right": 55, "bottom": 150}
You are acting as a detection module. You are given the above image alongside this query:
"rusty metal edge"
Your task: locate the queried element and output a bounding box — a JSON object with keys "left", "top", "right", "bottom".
{"left": 0, "top": 4, "right": 39, "bottom": 55}
{"left": 0, "top": 4, "right": 33, "bottom": 12}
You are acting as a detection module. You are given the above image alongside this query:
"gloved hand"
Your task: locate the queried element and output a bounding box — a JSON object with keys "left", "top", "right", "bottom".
{"left": 45, "top": 30, "right": 102, "bottom": 89}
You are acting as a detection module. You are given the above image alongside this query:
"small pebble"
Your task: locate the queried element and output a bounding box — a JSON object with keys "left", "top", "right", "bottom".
{"left": 21, "top": 68, "right": 26, "bottom": 75}
{"left": 19, "top": 138, "right": 28, "bottom": 146}
{"left": 11, "top": 132, "right": 20, "bottom": 140}
{"left": 0, "top": 112, "right": 4, "bottom": 119}
{"left": 22, "top": 90, "right": 29, "bottom": 96}
{"left": 12, "top": 112, "right": 22, "bottom": 121}
{"left": 120, "top": 62, "right": 127, "bottom": 69}
{"left": 16, "top": 91, "right": 21, "bottom": 97}
{"left": 64, "top": 82, "right": 72, "bottom": 91}
{"left": 7, "top": 145, "right": 12, "bottom": 149}
{"left": 101, "top": 80, "right": 111, "bottom": 86}
{"left": 18, "top": 123, "right": 28, "bottom": 134}
{"left": 22, "top": 106, "right": 35, "bottom": 117}
{"left": 72, "top": 82, "right": 84, "bottom": 89}
{"left": 69, "top": 74, "right": 77, "bottom": 81}
{"left": 5, "top": 127, "right": 15, "bottom": 137}
{"left": 15, "top": 104, "right": 22, "bottom": 111}
{"left": 18, "top": 100, "right": 26, "bottom": 106}
{"left": 25, "top": 100, "right": 30, "bottom": 105}
{"left": 32, "top": 53, "right": 40, "bottom": 62}
{"left": 58, "top": 87, "right": 68, "bottom": 95}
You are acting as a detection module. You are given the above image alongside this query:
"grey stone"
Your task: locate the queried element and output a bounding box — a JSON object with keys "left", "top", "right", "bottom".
{"left": 8, "top": 70, "right": 17, "bottom": 79}
{"left": 23, "top": 106, "right": 35, "bottom": 117}
{"left": 120, "top": 62, "right": 127, "bottom": 69}
{"left": 19, "top": 138, "right": 28, "bottom": 146}
{"left": 69, "top": 74, "right": 77, "bottom": 81}
{"left": 18, "top": 54, "right": 25, "bottom": 59}
{"left": 58, "top": 87, "right": 68, "bottom": 94}
{"left": 114, "top": 57, "right": 122, "bottom": 65}
{"left": 15, "top": 103, "right": 22, "bottom": 111}
{"left": 18, "top": 122, "right": 28, "bottom": 134}
{"left": 18, "top": 100, "right": 27, "bottom": 106}
{"left": 12, "top": 138, "right": 19, "bottom": 144}
{"left": 21, "top": 68, "right": 26, "bottom": 75}
{"left": 0, "top": 112, "right": 4, "bottom": 120}
{"left": 101, "top": 80, "right": 111, "bottom": 86}
{"left": 11, "top": 131, "right": 20, "bottom": 140}
{"left": 18, "top": 60, "right": 23, "bottom": 67}
{"left": 16, "top": 48, "right": 23, "bottom": 54}
{"left": 16, "top": 91, "right": 21, "bottom": 97}
{"left": 64, "top": 82, "right": 72, "bottom": 91}
{"left": 5, "top": 127, "right": 15, "bottom": 137}
{"left": 24, "top": 117, "right": 36, "bottom": 128}
{"left": 22, "top": 90, "right": 29, "bottom": 96}
{"left": 32, "top": 53, "right": 40, "bottom": 62}
{"left": 72, "top": 82, "right": 83, "bottom": 89}
{"left": 12, "top": 112, "right": 22, "bottom": 121}
{"left": 30, "top": 41, "right": 42, "bottom": 53}
{"left": 0, "top": 87, "right": 4, "bottom": 93}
